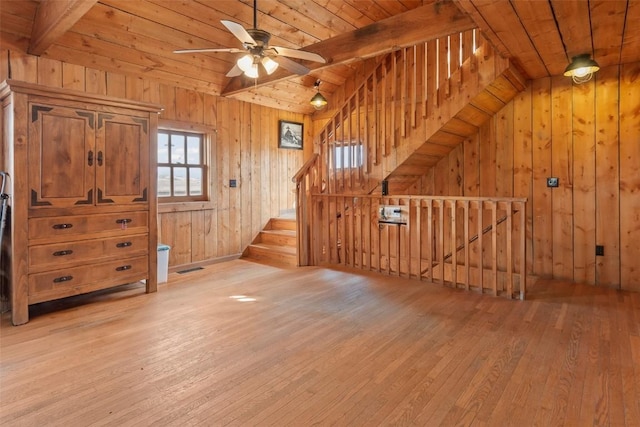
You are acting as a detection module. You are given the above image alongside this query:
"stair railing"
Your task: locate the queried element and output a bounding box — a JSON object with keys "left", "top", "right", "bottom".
{"left": 292, "top": 153, "right": 319, "bottom": 266}
{"left": 311, "top": 194, "right": 528, "bottom": 299}
{"left": 314, "top": 29, "right": 483, "bottom": 195}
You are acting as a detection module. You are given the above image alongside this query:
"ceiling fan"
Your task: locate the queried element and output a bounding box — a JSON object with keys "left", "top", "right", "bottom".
{"left": 173, "top": 0, "right": 326, "bottom": 78}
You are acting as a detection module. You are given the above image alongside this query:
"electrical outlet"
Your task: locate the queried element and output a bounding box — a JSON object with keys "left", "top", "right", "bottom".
{"left": 596, "top": 245, "right": 604, "bottom": 256}
{"left": 547, "top": 177, "right": 559, "bottom": 187}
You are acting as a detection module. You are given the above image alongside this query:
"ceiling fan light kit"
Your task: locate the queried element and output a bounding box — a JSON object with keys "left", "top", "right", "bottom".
{"left": 564, "top": 53, "right": 600, "bottom": 84}
{"left": 174, "top": 0, "right": 325, "bottom": 81}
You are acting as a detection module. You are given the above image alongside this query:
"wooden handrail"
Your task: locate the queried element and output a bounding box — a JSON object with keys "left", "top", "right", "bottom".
{"left": 292, "top": 153, "right": 319, "bottom": 183}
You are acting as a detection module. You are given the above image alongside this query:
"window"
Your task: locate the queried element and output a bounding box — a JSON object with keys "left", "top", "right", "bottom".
{"left": 158, "top": 129, "right": 207, "bottom": 202}
{"left": 333, "top": 143, "right": 363, "bottom": 169}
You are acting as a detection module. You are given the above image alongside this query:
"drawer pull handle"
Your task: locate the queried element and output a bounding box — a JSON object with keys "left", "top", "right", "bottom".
{"left": 116, "top": 242, "right": 132, "bottom": 248}
{"left": 88, "top": 150, "right": 94, "bottom": 166}
{"left": 97, "top": 151, "right": 103, "bottom": 166}
{"left": 53, "top": 275, "right": 73, "bottom": 283}
{"left": 115, "top": 219, "right": 132, "bottom": 224}
{"left": 52, "top": 223, "right": 73, "bottom": 230}
{"left": 53, "top": 250, "right": 73, "bottom": 256}
{"left": 116, "top": 265, "right": 132, "bottom": 271}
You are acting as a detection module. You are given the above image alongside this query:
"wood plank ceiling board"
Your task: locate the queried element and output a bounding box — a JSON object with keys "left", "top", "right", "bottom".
{"left": 321, "top": 1, "right": 376, "bottom": 26}
{"left": 4, "top": 0, "right": 638, "bottom": 113}
{"left": 590, "top": 0, "right": 628, "bottom": 68}
{"left": 460, "top": 0, "right": 548, "bottom": 79}
{"left": 620, "top": 0, "right": 640, "bottom": 64}
{"left": 509, "top": 0, "right": 566, "bottom": 76}
{"left": 28, "top": 0, "right": 99, "bottom": 55}
{"left": 452, "top": 0, "right": 515, "bottom": 61}
{"left": 222, "top": 1, "right": 476, "bottom": 95}
{"left": 549, "top": 0, "right": 593, "bottom": 61}
{"left": 71, "top": 4, "right": 235, "bottom": 74}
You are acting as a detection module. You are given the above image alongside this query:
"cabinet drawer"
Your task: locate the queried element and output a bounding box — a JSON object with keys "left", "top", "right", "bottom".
{"left": 28, "top": 256, "right": 148, "bottom": 304}
{"left": 29, "top": 234, "right": 148, "bottom": 272}
{"left": 29, "top": 211, "right": 148, "bottom": 242}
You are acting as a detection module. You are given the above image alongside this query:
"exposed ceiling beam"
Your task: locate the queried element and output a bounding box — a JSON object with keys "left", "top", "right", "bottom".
{"left": 28, "top": 0, "right": 98, "bottom": 56}
{"left": 222, "top": 1, "right": 476, "bottom": 96}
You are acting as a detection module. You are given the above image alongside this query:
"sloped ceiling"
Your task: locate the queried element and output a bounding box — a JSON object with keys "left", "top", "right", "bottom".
{"left": 1, "top": 0, "right": 639, "bottom": 114}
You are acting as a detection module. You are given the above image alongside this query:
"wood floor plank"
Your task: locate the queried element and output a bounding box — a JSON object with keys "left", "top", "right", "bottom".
{"left": 1, "top": 260, "right": 639, "bottom": 426}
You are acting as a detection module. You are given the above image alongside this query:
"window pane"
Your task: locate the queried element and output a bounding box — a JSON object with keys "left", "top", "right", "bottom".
{"left": 335, "top": 145, "right": 343, "bottom": 169}
{"left": 173, "top": 167, "right": 187, "bottom": 196}
{"left": 171, "top": 134, "right": 185, "bottom": 164}
{"left": 187, "top": 136, "right": 201, "bottom": 165}
{"left": 158, "top": 133, "right": 169, "bottom": 163}
{"left": 158, "top": 167, "right": 171, "bottom": 197}
{"left": 189, "top": 167, "right": 202, "bottom": 196}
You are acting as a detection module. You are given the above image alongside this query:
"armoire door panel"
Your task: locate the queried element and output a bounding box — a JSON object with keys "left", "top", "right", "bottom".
{"left": 28, "top": 104, "right": 95, "bottom": 208}
{"left": 96, "top": 114, "right": 149, "bottom": 205}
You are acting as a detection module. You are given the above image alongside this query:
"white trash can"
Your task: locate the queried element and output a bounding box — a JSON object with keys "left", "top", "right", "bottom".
{"left": 157, "top": 244, "right": 171, "bottom": 283}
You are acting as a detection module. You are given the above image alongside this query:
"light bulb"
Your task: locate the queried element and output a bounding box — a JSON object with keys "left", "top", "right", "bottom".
{"left": 262, "top": 57, "right": 279, "bottom": 75}
{"left": 237, "top": 54, "right": 253, "bottom": 73}
{"left": 244, "top": 63, "right": 259, "bottom": 79}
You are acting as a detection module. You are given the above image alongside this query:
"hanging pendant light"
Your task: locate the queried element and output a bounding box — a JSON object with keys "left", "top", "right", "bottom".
{"left": 310, "top": 80, "right": 327, "bottom": 110}
{"left": 564, "top": 53, "right": 600, "bottom": 84}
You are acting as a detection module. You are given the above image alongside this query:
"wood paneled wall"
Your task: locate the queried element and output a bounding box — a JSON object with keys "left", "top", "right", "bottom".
{"left": 415, "top": 62, "right": 640, "bottom": 292}
{"left": 0, "top": 50, "right": 309, "bottom": 269}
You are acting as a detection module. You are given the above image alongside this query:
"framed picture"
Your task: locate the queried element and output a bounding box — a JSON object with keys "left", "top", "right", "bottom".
{"left": 278, "top": 120, "right": 303, "bottom": 150}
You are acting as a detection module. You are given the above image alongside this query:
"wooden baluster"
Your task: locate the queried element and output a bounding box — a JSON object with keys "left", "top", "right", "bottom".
{"left": 450, "top": 32, "right": 461, "bottom": 89}
{"left": 519, "top": 201, "right": 526, "bottom": 300}
{"left": 411, "top": 45, "right": 417, "bottom": 129}
{"left": 416, "top": 199, "right": 422, "bottom": 280}
{"left": 351, "top": 197, "right": 357, "bottom": 268}
{"left": 451, "top": 200, "right": 457, "bottom": 287}
{"left": 356, "top": 87, "right": 363, "bottom": 180}
{"left": 438, "top": 199, "right": 445, "bottom": 285}
{"left": 423, "top": 42, "right": 429, "bottom": 118}
{"left": 381, "top": 60, "right": 387, "bottom": 157}
{"left": 464, "top": 200, "right": 470, "bottom": 291}
{"left": 401, "top": 48, "right": 407, "bottom": 138}
{"left": 427, "top": 198, "right": 433, "bottom": 283}
{"left": 506, "top": 201, "right": 513, "bottom": 299}
{"left": 372, "top": 72, "right": 378, "bottom": 166}
{"left": 347, "top": 97, "right": 353, "bottom": 190}
{"left": 391, "top": 51, "right": 397, "bottom": 148}
{"left": 478, "top": 201, "right": 483, "bottom": 293}
{"left": 491, "top": 202, "right": 498, "bottom": 296}
{"left": 405, "top": 198, "right": 412, "bottom": 278}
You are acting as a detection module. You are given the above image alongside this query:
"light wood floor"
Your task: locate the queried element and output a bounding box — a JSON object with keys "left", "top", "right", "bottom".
{"left": 1, "top": 259, "right": 639, "bottom": 426}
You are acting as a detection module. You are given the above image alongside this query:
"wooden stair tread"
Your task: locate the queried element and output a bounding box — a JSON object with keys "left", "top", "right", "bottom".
{"left": 248, "top": 243, "right": 296, "bottom": 255}
{"left": 261, "top": 229, "right": 296, "bottom": 237}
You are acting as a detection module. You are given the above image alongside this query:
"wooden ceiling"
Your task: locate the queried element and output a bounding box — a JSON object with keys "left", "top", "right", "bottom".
{"left": 1, "top": 0, "right": 639, "bottom": 114}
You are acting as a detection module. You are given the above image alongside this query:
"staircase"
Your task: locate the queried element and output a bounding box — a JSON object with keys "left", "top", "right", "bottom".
{"left": 311, "top": 29, "right": 525, "bottom": 195}
{"left": 243, "top": 217, "right": 297, "bottom": 266}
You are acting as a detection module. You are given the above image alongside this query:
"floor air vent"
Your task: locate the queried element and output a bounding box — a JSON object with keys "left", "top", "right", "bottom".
{"left": 177, "top": 267, "right": 204, "bottom": 274}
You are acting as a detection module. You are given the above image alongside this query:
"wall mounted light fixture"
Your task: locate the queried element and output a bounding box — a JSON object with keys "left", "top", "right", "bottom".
{"left": 310, "top": 80, "right": 327, "bottom": 110}
{"left": 564, "top": 54, "right": 600, "bottom": 84}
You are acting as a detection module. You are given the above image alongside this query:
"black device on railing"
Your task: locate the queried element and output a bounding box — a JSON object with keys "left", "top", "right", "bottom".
{"left": 381, "top": 180, "right": 388, "bottom": 196}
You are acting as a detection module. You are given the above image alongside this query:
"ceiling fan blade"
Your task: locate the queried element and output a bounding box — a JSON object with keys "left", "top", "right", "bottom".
{"left": 226, "top": 64, "right": 244, "bottom": 77}
{"left": 221, "top": 20, "right": 256, "bottom": 46}
{"left": 272, "top": 46, "right": 326, "bottom": 64}
{"left": 271, "top": 55, "right": 310, "bottom": 75}
{"left": 173, "top": 48, "right": 245, "bottom": 54}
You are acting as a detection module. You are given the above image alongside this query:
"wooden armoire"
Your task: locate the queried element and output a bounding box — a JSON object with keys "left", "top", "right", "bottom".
{"left": 0, "top": 80, "right": 162, "bottom": 325}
